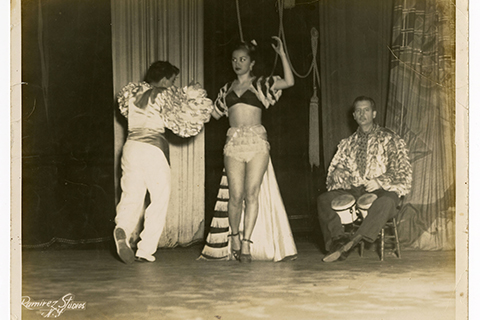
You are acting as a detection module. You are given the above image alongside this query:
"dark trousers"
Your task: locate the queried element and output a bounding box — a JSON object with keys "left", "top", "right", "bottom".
{"left": 317, "top": 186, "right": 399, "bottom": 252}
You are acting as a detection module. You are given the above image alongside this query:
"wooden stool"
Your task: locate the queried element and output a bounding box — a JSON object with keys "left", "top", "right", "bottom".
{"left": 359, "top": 217, "right": 401, "bottom": 261}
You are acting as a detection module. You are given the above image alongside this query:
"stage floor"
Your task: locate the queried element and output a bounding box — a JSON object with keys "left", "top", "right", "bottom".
{"left": 19, "top": 238, "right": 456, "bottom": 320}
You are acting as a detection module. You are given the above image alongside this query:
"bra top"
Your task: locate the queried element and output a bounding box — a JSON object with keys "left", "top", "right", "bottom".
{"left": 213, "top": 76, "right": 282, "bottom": 118}
{"left": 225, "top": 88, "right": 265, "bottom": 109}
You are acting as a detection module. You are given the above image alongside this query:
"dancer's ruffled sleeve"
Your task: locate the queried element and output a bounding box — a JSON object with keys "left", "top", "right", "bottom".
{"left": 158, "top": 82, "right": 214, "bottom": 138}
{"left": 214, "top": 83, "right": 229, "bottom": 117}
{"left": 255, "top": 76, "right": 283, "bottom": 108}
{"left": 116, "top": 82, "right": 146, "bottom": 118}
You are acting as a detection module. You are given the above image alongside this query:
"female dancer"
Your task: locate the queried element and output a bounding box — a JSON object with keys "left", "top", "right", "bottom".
{"left": 200, "top": 37, "right": 297, "bottom": 262}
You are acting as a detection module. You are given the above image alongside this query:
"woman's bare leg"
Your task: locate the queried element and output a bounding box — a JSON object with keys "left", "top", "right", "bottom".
{"left": 242, "top": 152, "right": 269, "bottom": 254}
{"left": 224, "top": 155, "right": 246, "bottom": 252}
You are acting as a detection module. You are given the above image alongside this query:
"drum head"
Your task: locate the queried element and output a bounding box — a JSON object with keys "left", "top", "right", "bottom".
{"left": 331, "top": 194, "right": 356, "bottom": 211}
{"left": 337, "top": 209, "right": 358, "bottom": 224}
{"left": 357, "top": 193, "right": 378, "bottom": 210}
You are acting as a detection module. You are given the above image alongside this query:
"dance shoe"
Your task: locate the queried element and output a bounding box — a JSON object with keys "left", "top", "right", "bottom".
{"left": 114, "top": 227, "right": 135, "bottom": 264}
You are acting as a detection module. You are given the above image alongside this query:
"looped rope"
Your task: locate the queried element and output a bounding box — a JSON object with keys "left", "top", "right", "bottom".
{"left": 269, "top": 0, "right": 320, "bottom": 80}
{"left": 235, "top": 0, "right": 320, "bottom": 80}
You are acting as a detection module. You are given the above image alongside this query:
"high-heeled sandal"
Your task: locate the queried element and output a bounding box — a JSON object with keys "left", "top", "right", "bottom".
{"left": 228, "top": 233, "right": 241, "bottom": 261}
{"left": 240, "top": 239, "right": 253, "bottom": 263}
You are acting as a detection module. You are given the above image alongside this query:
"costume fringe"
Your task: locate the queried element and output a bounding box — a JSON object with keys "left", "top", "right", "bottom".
{"left": 199, "top": 172, "right": 231, "bottom": 261}
{"left": 206, "top": 232, "right": 229, "bottom": 244}
{"left": 210, "top": 217, "right": 229, "bottom": 229}
{"left": 197, "top": 245, "right": 229, "bottom": 260}
{"left": 214, "top": 201, "right": 229, "bottom": 212}
{"left": 220, "top": 175, "right": 228, "bottom": 186}
{"left": 217, "top": 188, "right": 229, "bottom": 200}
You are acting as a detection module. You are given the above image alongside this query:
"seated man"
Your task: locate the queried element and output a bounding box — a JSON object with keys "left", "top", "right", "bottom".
{"left": 318, "top": 96, "right": 412, "bottom": 262}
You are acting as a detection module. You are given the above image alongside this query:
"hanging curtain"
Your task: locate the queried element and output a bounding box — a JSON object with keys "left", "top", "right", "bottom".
{"left": 318, "top": 0, "right": 394, "bottom": 169}
{"left": 111, "top": 0, "right": 205, "bottom": 247}
{"left": 385, "top": 0, "right": 455, "bottom": 250}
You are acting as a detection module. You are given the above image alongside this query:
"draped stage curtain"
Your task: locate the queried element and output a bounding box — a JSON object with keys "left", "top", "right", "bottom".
{"left": 385, "top": 0, "right": 455, "bottom": 250}
{"left": 111, "top": 0, "right": 205, "bottom": 247}
{"left": 318, "top": 0, "right": 394, "bottom": 167}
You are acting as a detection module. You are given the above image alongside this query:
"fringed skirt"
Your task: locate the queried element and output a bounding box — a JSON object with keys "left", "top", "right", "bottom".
{"left": 198, "top": 158, "right": 298, "bottom": 262}
{"left": 223, "top": 125, "right": 270, "bottom": 163}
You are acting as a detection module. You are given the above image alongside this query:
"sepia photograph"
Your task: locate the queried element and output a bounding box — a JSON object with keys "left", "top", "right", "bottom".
{"left": 10, "top": 0, "right": 470, "bottom": 319}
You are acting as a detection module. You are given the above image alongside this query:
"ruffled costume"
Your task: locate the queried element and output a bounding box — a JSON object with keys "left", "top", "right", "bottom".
{"left": 117, "top": 81, "right": 214, "bottom": 138}
{"left": 198, "top": 76, "right": 297, "bottom": 261}
{"left": 224, "top": 125, "right": 270, "bottom": 163}
{"left": 115, "top": 81, "right": 213, "bottom": 261}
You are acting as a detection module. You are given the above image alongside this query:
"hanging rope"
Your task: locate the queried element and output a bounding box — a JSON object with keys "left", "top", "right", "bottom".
{"left": 235, "top": 0, "right": 244, "bottom": 42}
{"left": 275, "top": 0, "right": 321, "bottom": 167}
{"left": 271, "top": 0, "right": 319, "bottom": 79}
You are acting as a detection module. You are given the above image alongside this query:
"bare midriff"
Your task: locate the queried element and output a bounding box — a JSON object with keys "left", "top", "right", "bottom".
{"left": 228, "top": 103, "right": 263, "bottom": 127}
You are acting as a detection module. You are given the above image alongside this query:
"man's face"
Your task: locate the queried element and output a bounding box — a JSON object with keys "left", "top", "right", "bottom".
{"left": 353, "top": 100, "right": 376, "bottom": 127}
{"left": 153, "top": 74, "right": 177, "bottom": 88}
{"left": 163, "top": 74, "right": 177, "bottom": 88}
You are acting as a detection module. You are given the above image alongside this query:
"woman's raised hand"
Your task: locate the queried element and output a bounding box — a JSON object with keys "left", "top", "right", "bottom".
{"left": 271, "top": 36, "right": 285, "bottom": 56}
{"left": 270, "top": 36, "right": 294, "bottom": 89}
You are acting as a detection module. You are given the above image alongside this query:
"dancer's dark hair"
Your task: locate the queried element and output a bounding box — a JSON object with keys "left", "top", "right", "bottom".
{"left": 144, "top": 61, "right": 180, "bottom": 84}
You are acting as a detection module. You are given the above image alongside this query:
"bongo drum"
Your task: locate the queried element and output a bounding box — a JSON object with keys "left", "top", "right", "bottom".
{"left": 331, "top": 194, "right": 357, "bottom": 224}
{"left": 357, "top": 193, "right": 378, "bottom": 218}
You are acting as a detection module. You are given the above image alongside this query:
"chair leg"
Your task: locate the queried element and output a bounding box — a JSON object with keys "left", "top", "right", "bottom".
{"left": 380, "top": 228, "right": 385, "bottom": 261}
{"left": 359, "top": 241, "right": 364, "bottom": 257}
{"left": 392, "top": 218, "right": 401, "bottom": 259}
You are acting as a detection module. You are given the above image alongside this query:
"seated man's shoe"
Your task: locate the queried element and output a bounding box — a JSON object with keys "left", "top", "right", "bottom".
{"left": 323, "top": 247, "right": 343, "bottom": 263}
{"left": 327, "top": 236, "right": 349, "bottom": 255}
{"left": 338, "top": 242, "right": 357, "bottom": 261}
{"left": 114, "top": 228, "right": 134, "bottom": 264}
{"left": 323, "top": 239, "right": 357, "bottom": 263}
{"left": 338, "top": 253, "right": 348, "bottom": 261}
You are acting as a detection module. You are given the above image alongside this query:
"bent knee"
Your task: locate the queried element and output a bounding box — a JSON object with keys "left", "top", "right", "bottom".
{"left": 374, "top": 196, "right": 396, "bottom": 208}
{"left": 317, "top": 191, "right": 336, "bottom": 208}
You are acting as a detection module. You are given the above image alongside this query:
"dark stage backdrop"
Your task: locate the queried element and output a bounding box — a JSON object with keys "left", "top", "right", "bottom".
{"left": 318, "top": 0, "right": 394, "bottom": 166}
{"left": 22, "top": 0, "right": 115, "bottom": 247}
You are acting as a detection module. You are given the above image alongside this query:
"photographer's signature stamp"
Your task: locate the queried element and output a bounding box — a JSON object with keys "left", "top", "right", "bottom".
{"left": 22, "top": 293, "right": 86, "bottom": 318}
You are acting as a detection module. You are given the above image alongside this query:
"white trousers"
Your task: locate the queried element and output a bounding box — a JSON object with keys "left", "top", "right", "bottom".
{"left": 115, "top": 140, "right": 171, "bottom": 260}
